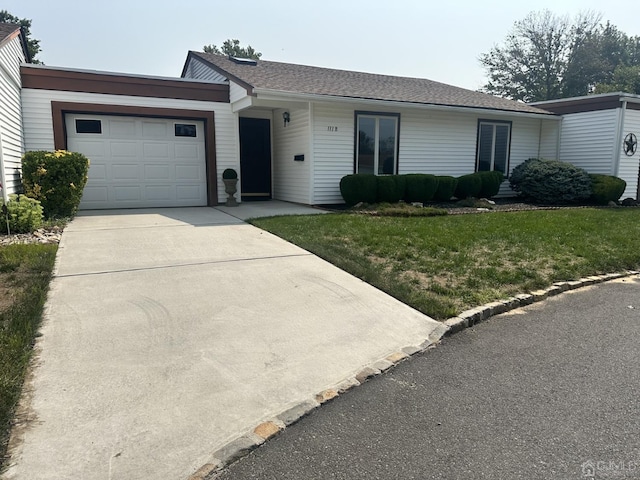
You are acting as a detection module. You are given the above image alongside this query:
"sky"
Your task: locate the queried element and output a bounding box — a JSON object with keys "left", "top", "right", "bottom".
{"left": 4, "top": 0, "right": 640, "bottom": 91}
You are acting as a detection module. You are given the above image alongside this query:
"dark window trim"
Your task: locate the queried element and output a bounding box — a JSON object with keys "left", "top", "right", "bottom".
{"left": 475, "top": 119, "right": 513, "bottom": 177}
{"left": 353, "top": 111, "right": 401, "bottom": 174}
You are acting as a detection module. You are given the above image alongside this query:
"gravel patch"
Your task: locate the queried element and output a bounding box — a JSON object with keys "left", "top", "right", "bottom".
{"left": 0, "top": 226, "right": 63, "bottom": 246}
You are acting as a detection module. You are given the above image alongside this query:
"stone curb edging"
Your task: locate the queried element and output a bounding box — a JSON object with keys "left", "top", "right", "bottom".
{"left": 188, "top": 270, "right": 639, "bottom": 480}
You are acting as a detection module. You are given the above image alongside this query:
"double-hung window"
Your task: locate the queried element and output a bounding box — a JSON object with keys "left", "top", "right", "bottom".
{"left": 476, "top": 120, "right": 511, "bottom": 175}
{"left": 355, "top": 113, "right": 399, "bottom": 175}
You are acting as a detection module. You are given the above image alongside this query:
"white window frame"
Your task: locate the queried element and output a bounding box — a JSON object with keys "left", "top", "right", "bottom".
{"left": 476, "top": 120, "right": 512, "bottom": 175}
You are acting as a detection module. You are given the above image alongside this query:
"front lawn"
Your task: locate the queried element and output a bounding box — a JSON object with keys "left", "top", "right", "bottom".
{"left": 252, "top": 208, "right": 640, "bottom": 320}
{"left": 0, "top": 244, "right": 57, "bottom": 467}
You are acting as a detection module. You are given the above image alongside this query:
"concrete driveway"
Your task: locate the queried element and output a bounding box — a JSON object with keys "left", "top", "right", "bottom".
{"left": 2, "top": 206, "right": 444, "bottom": 480}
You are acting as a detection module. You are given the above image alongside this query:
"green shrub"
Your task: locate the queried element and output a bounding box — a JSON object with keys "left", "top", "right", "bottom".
{"left": 510, "top": 158, "right": 592, "bottom": 204}
{"left": 0, "top": 194, "right": 44, "bottom": 234}
{"left": 589, "top": 174, "right": 626, "bottom": 205}
{"left": 222, "top": 168, "right": 238, "bottom": 179}
{"left": 392, "top": 175, "right": 407, "bottom": 202}
{"left": 404, "top": 174, "right": 439, "bottom": 203}
{"left": 376, "top": 175, "right": 403, "bottom": 203}
{"left": 454, "top": 173, "right": 483, "bottom": 199}
{"left": 433, "top": 176, "right": 458, "bottom": 201}
{"left": 477, "top": 171, "right": 505, "bottom": 198}
{"left": 340, "top": 174, "right": 378, "bottom": 205}
{"left": 22, "top": 150, "right": 90, "bottom": 218}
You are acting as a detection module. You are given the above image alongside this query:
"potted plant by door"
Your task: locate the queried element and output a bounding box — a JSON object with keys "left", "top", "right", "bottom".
{"left": 222, "top": 168, "right": 239, "bottom": 206}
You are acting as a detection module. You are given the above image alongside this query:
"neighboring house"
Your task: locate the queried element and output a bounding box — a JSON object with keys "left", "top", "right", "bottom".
{"left": 531, "top": 93, "right": 640, "bottom": 200}
{"left": 182, "top": 52, "right": 560, "bottom": 205}
{"left": 0, "top": 22, "right": 29, "bottom": 202}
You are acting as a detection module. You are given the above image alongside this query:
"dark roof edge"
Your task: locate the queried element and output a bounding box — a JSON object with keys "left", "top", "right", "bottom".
{"left": 183, "top": 51, "right": 255, "bottom": 95}
{"left": 529, "top": 93, "right": 640, "bottom": 115}
{"left": 0, "top": 25, "right": 30, "bottom": 62}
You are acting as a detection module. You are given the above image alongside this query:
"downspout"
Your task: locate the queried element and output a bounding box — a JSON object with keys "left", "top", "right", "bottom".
{"left": 307, "top": 101, "right": 314, "bottom": 205}
{"left": 612, "top": 100, "right": 627, "bottom": 177}
{"left": 0, "top": 122, "right": 8, "bottom": 204}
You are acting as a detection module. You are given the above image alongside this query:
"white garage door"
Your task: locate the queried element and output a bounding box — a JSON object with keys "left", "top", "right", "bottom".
{"left": 66, "top": 114, "right": 207, "bottom": 209}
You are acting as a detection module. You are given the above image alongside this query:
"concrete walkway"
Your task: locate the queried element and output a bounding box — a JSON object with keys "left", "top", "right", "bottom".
{"left": 2, "top": 206, "right": 443, "bottom": 480}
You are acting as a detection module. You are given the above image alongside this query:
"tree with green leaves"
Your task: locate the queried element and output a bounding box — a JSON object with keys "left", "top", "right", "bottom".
{"left": 0, "top": 10, "right": 41, "bottom": 63}
{"left": 480, "top": 10, "right": 640, "bottom": 101}
{"left": 203, "top": 39, "right": 261, "bottom": 60}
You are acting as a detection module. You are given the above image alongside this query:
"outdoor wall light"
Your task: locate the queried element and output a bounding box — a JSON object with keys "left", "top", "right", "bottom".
{"left": 283, "top": 111, "right": 290, "bottom": 126}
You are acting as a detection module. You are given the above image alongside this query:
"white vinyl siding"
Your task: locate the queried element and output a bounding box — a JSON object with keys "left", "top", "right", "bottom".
{"left": 272, "top": 107, "right": 310, "bottom": 203}
{"left": 558, "top": 109, "right": 619, "bottom": 174}
{"left": 539, "top": 118, "right": 560, "bottom": 160}
{"left": 0, "top": 36, "right": 26, "bottom": 195}
{"left": 311, "top": 103, "right": 355, "bottom": 204}
{"left": 618, "top": 109, "right": 640, "bottom": 199}
{"left": 230, "top": 82, "right": 249, "bottom": 104}
{"left": 311, "top": 103, "right": 548, "bottom": 203}
{"left": 182, "top": 57, "right": 228, "bottom": 84}
{"left": 21, "top": 88, "right": 239, "bottom": 204}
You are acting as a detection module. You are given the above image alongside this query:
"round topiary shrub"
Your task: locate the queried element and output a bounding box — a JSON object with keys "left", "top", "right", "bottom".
{"left": 454, "top": 173, "right": 483, "bottom": 199}
{"left": 589, "top": 174, "right": 626, "bottom": 205}
{"left": 510, "top": 158, "right": 592, "bottom": 205}
{"left": 404, "top": 174, "right": 439, "bottom": 203}
{"left": 433, "top": 176, "right": 457, "bottom": 201}
{"left": 222, "top": 168, "right": 238, "bottom": 179}
{"left": 21, "top": 150, "right": 89, "bottom": 218}
{"left": 339, "top": 174, "right": 377, "bottom": 205}
{"left": 477, "top": 171, "right": 504, "bottom": 198}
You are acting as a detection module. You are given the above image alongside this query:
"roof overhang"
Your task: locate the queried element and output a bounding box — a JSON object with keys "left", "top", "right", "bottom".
{"left": 240, "top": 88, "right": 560, "bottom": 119}
{"left": 530, "top": 92, "right": 640, "bottom": 114}
{"left": 0, "top": 25, "right": 30, "bottom": 62}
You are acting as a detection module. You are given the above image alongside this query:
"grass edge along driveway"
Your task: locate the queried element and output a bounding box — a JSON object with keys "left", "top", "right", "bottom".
{"left": 0, "top": 244, "right": 57, "bottom": 470}
{"left": 251, "top": 208, "right": 640, "bottom": 320}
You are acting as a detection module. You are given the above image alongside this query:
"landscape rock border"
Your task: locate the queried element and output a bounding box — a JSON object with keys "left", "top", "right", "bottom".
{"left": 188, "top": 270, "right": 640, "bottom": 479}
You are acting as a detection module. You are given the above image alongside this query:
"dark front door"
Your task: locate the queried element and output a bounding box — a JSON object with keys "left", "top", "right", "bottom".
{"left": 239, "top": 118, "right": 272, "bottom": 200}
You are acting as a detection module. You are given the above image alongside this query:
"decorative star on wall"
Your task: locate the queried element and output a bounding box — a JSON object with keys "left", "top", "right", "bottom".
{"left": 624, "top": 133, "right": 637, "bottom": 156}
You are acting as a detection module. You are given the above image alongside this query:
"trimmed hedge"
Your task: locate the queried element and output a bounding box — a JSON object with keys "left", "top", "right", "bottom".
{"left": 510, "top": 158, "right": 592, "bottom": 204}
{"left": 589, "top": 174, "right": 626, "bottom": 205}
{"left": 404, "top": 174, "right": 439, "bottom": 203}
{"left": 477, "top": 171, "right": 504, "bottom": 198}
{"left": 0, "top": 194, "right": 43, "bottom": 234}
{"left": 454, "top": 173, "right": 483, "bottom": 199}
{"left": 340, "top": 174, "right": 377, "bottom": 205}
{"left": 22, "top": 150, "right": 90, "bottom": 218}
{"left": 377, "top": 176, "right": 403, "bottom": 203}
{"left": 433, "top": 176, "right": 458, "bottom": 201}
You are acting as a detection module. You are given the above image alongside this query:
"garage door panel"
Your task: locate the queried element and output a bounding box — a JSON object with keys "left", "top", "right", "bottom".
{"left": 111, "top": 164, "right": 141, "bottom": 181}
{"left": 66, "top": 114, "right": 207, "bottom": 209}
{"left": 144, "top": 165, "right": 171, "bottom": 180}
{"left": 143, "top": 142, "right": 170, "bottom": 158}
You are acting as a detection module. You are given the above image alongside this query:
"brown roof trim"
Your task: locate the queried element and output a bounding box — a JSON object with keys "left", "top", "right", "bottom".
{"left": 51, "top": 101, "right": 219, "bottom": 206}
{"left": 21, "top": 65, "right": 229, "bottom": 103}
{"left": 530, "top": 95, "right": 622, "bottom": 114}
{"left": 184, "top": 51, "right": 254, "bottom": 95}
{"left": 627, "top": 102, "right": 640, "bottom": 111}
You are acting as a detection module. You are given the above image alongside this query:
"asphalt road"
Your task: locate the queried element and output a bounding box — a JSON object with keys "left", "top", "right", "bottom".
{"left": 216, "top": 276, "right": 640, "bottom": 480}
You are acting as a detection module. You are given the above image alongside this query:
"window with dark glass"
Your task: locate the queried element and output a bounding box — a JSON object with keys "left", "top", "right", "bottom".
{"left": 355, "top": 113, "right": 399, "bottom": 175}
{"left": 175, "top": 124, "right": 197, "bottom": 137}
{"left": 75, "top": 119, "right": 102, "bottom": 134}
{"left": 476, "top": 120, "right": 511, "bottom": 175}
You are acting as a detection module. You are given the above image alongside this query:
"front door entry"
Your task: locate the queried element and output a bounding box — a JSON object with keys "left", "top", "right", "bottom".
{"left": 239, "top": 118, "right": 272, "bottom": 200}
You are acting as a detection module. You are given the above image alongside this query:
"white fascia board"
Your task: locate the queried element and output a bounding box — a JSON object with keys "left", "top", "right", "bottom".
{"left": 231, "top": 96, "right": 254, "bottom": 113}
{"left": 252, "top": 88, "right": 560, "bottom": 120}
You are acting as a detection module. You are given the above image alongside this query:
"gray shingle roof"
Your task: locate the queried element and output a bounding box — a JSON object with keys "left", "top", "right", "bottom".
{"left": 190, "top": 51, "right": 553, "bottom": 115}
{"left": 0, "top": 22, "right": 20, "bottom": 43}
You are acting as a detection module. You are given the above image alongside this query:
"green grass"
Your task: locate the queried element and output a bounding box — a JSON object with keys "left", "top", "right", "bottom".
{"left": 0, "top": 244, "right": 57, "bottom": 467}
{"left": 252, "top": 208, "right": 640, "bottom": 320}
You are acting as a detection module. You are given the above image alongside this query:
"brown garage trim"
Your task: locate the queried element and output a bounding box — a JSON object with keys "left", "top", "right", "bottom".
{"left": 22, "top": 65, "right": 229, "bottom": 103}
{"left": 52, "top": 101, "right": 219, "bottom": 206}
{"left": 531, "top": 95, "right": 622, "bottom": 114}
